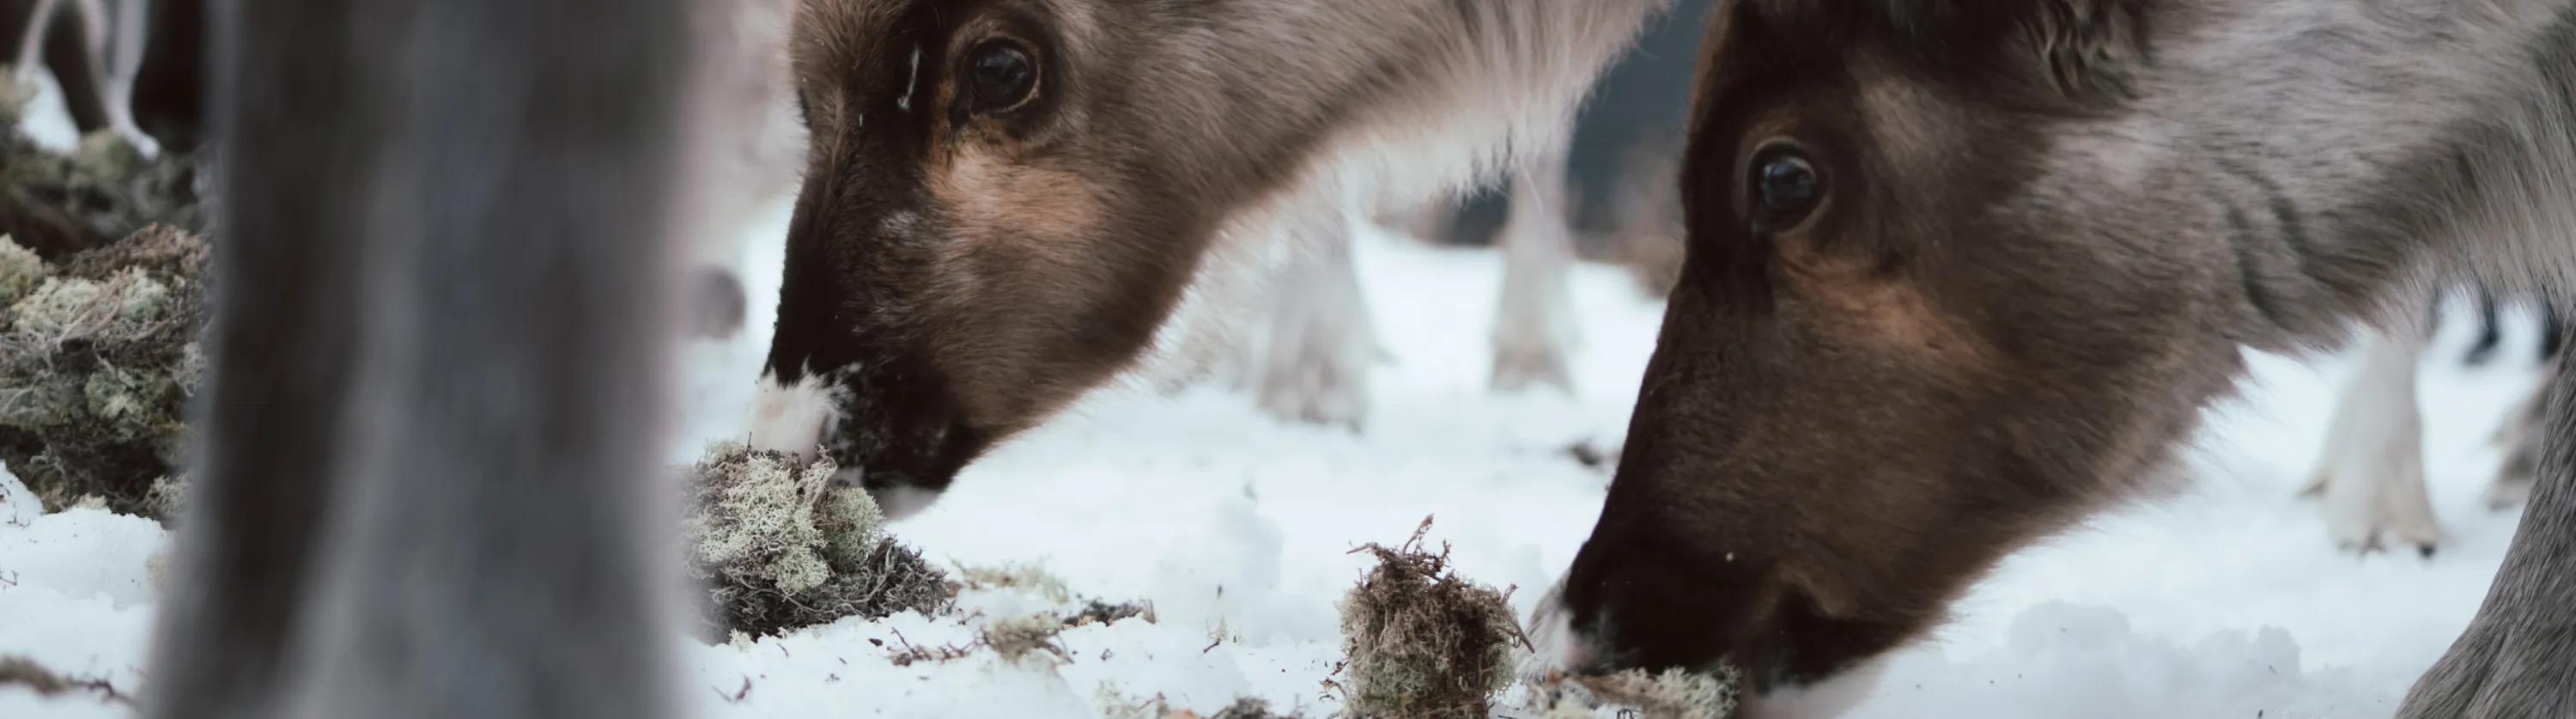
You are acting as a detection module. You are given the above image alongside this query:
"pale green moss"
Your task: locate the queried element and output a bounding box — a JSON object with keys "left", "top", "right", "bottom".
{"left": 82, "top": 365, "right": 171, "bottom": 437}
{"left": 957, "top": 561, "right": 1074, "bottom": 604}
{"left": 172, "top": 341, "right": 204, "bottom": 393}
{"left": 70, "top": 131, "right": 142, "bottom": 186}
{"left": 144, "top": 475, "right": 187, "bottom": 520}
{"left": 1335, "top": 519, "right": 1522, "bottom": 718}
{"left": 0, "top": 236, "right": 45, "bottom": 303}
{"left": 980, "top": 612, "right": 1069, "bottom": 664}
{"left": 10, "top": 277, "right": 105, "bottom": 337}
{"left": 1092, "top": 683, "right": 1173, "bottom": 719}
{"left": 690, "top": 444, "right": 835, "bottom": 594}
{"left": 106, "top": 268, "right": 167, "bottom": 322}
{"left": 1525, "top": 666, "right": 1741, "bottom": 719}
{"left": 684, "top": 442, "right": 953, "bottom": 637}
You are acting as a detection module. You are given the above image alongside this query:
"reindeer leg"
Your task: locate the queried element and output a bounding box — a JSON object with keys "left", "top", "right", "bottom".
{"left": 36, "top": 0, "right": 108, "bottom": 134}
{"left": 1252, "top": 180, "right": 1378, "bottom": 430}
{"left": 2487, "top": 368, "right": 2549, "bottom": 510}
{"left": 1490, "top": 136, "right": 1578, "bottom": 393}
{"left": 94, "top": 0, "right": 154, "bottom": 156}
{"left": 2398, "top": 340, "right": 2576, "bottom": 717}
{"left": 2308, "top": 315, "right": 2444, "bottom": 555}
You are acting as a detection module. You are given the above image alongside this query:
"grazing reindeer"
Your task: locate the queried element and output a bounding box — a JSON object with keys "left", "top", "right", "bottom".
{"left": 749, "top": 0, "right": 1675, "bottom": 518}
{"left": 1522, "top": 1, "right": 2576, "bottom": 716}
{"left": 138, "top": 0, "right": 745, "bottom": 716}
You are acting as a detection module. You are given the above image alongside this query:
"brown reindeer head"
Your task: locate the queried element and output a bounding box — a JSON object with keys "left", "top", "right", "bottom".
{"left": 1532, "top": 0, "right": 2325, "bottom": 706}
{"left": 750, "top": 0, "right": 1662, "bottom": 517}
{"left": 751, "top": 0, "right": 1224, "bottom": 518}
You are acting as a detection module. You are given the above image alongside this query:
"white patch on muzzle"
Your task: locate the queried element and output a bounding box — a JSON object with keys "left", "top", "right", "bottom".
{"left": 866, "top": 484, "right": 941, "bottom": 521}
{"left": 1518, "top": 570, "right": 1892, "bottom": 719}
{"left": 747, "top": 372, "right": 837, "bottom": 464}
{"left": 1738, "top": 654, "right": 1890, "bottom": 719}
{"left": 1519, "top": 575, "right": 1599, "bottom": 682}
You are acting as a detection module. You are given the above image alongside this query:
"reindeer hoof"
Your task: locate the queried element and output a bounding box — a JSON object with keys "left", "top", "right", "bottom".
{"left": 1490, "top": 343, "right": 1573, "bottom": 393}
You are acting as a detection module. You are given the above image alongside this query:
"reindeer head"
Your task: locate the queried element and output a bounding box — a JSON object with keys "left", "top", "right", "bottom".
{"left": 1527, "top": 0, "right": 2349, "bottom": 708}
{"left": 750, "top": 0, "right": 1451, "bottom": 517}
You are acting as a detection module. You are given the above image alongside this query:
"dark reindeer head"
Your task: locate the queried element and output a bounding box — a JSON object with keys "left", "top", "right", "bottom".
{"left": 1530, "top": 0, "right": 2335, "bottom": 709}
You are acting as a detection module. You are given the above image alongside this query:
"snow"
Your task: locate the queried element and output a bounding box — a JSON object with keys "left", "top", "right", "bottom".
{"left": 0, "top": 86, "right": 2554, "bottom": 719}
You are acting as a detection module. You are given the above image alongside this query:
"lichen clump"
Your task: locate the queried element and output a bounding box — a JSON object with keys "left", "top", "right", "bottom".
{"left": 0, "top": 115, "right": 210, "bottom": 261}
{"left": 1334, "top": 517, "right": 1524, "bottom": 718}
{"left": 1524, "top": 667, "right": 1741, "bottom": 719}
{"left": 683, "top": 442, "right": 956, "bottom": 638}
{"left": 0, "top": 64, "right": 210, "bottom": 519}
{"left": 0, "top": 227, "right": 210, "bottom": 517}
{"left": 980, "top": 612, "right": 1072, "bottom": 664}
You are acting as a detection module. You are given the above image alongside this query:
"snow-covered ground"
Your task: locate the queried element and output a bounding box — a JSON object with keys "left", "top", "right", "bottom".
{"left": 0, "top": 88, "right": 2555, "bottom": 718}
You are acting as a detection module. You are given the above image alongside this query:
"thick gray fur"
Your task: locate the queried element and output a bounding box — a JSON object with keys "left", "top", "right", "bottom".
{"left": 141, "top": 0, "right": 706, "bottom": 717}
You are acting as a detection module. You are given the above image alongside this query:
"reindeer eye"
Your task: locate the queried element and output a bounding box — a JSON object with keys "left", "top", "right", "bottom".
{"left": 964, "top": 40, "right": 1037, "bottom": 114}
{"left": 1748, "top": 145, "right": 1821, "bottom": 232}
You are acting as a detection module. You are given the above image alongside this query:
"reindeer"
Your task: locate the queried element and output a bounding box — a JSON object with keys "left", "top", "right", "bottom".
{"left": 1519, "top": 2, "right": 2576, "bottom": 716}
{"left": 138, "top": 0, "right": 756, "bottom": 716}
{"left": 747, "top": 0, "right": 1679, "bottom": 518}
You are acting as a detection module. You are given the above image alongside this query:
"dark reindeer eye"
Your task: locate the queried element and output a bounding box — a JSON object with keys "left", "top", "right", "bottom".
{"left": 1748, "top": 145, "right": 1822, "bottom": 231}
{"left": 964, "top": 40, "right": 1037, "bottom": 114}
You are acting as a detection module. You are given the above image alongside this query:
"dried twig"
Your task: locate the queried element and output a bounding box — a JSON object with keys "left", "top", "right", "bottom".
{"left": 0, "top": 655, "right": 136, "bottom": 707}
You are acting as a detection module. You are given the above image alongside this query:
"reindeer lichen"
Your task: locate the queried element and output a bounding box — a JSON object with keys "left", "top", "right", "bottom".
{"left": 0, "top": 236, "right": 44, "bottom": 302}
{"left": 1334, "top": 517, "right": 1524, "bottom": 718}
{"left": 1203, "top": 698, "right": 1309, "bottom": 718}
{"left": 1522, "top": 666, "right": 1742, "bottom": 719}
{"left": 0, "top": 227, "right": 210, "bottom": 518}
{"left": 0, "top": 69, "right": 212, "bottom": 519}
{"left": 979, "top": 612, "right": 1072, "bottom": 665}
{"left": 683, "top": 442, "right": 956, "bottom": 638}
{"left": 957, "top": 560, "right": 1076, "bottom": 604}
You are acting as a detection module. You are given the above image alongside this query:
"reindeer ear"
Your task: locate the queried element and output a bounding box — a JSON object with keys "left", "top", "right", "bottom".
{"left": 2015, "top": 0, "right": 2152, "bottom": 98}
